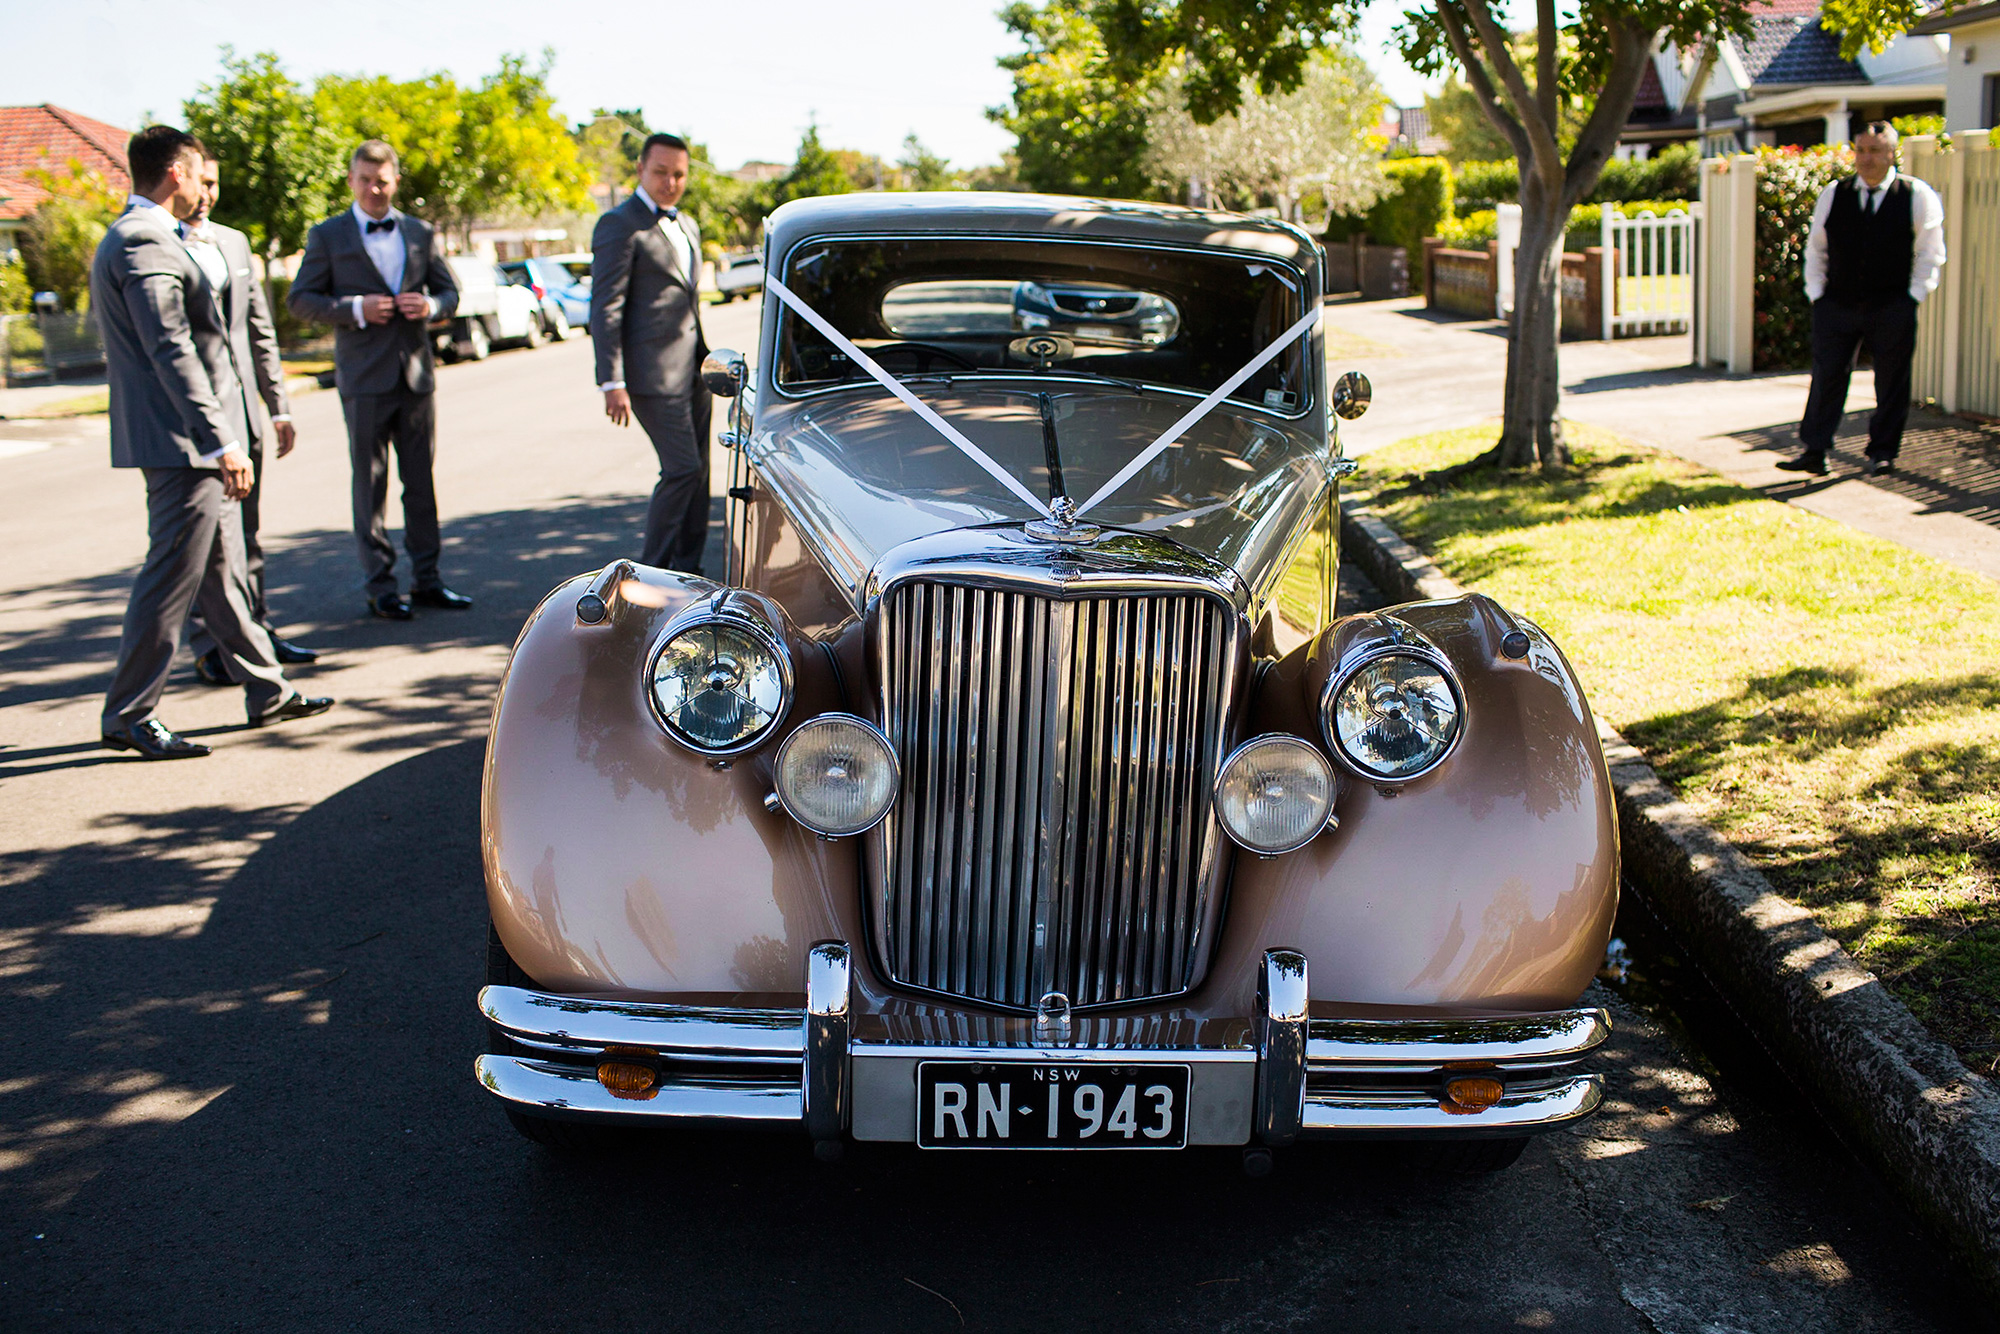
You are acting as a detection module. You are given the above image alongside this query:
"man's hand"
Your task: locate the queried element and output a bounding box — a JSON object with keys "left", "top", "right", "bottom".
{"left": 394, "top": 291, "right": 431, "bottom": 320}
{"left": 361, "top": 294, "right": 397, "bottom": 325}
{"left": 604, "top": 387, "right": 632, "bottom": 427}
{"left": 273, "top": 420, "right": 297, "bottom": 458}
{"left": 218, "top": 451, "right": 255, "bottom": 501}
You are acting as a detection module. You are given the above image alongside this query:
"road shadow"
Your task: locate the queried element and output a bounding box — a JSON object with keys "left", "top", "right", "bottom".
{"left": 0, "top": 493, "right": 725, "bottom": 730}
{"left": 1730, "top": 407, "right": 2000, "bottom": 530}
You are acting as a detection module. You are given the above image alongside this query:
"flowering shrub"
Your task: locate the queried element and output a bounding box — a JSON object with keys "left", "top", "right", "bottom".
{"left": 1755, "top": 144, "right": 1852, "bottom": 370}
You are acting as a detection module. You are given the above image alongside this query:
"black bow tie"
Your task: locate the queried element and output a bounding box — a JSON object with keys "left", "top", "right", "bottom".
{"left": 365, "top": 217, "right": 396, "bottom": 234}
{"left": 654, "top": 204, "right": 679, "bottom": 222}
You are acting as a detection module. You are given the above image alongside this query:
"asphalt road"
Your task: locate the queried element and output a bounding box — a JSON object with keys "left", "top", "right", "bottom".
{"left": 0, "top": 303, "right": 1977, "bottom": 1331}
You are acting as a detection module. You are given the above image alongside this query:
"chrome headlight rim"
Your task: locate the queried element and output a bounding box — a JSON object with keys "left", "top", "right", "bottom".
{"left": 772, "top": 712, "right": 901, "bottom": 837}
{"left": 1212, "top": 732, "right": 1337, "bottom": 856}
{"left": 1319, "top": 642, "right": 1465, "bottom": 784}
{"left": 644, "top": 600, "right": 796, "bottom": 757}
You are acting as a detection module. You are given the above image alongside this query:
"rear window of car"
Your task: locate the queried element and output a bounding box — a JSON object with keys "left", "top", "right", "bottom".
{"left": 774, "top": 236, "right": 1308, "bottom": 412}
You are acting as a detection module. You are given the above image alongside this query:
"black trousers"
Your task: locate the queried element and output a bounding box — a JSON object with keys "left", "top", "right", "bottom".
{"left": 1799, "top": 295, "right": 1918, "bottom": 461}
{"left": 630, "top": 387, "right": 713, "bottom": 574}
{"left": 344, "top": 387, "right": 442, "bottom": 597}
{"left": 103, "top": 468, "right": 288, "bottom": 729}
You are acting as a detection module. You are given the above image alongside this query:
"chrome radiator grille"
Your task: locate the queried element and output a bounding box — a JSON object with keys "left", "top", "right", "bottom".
{"left": 873, "top": 581, "right": 1236, "bottom": 1011}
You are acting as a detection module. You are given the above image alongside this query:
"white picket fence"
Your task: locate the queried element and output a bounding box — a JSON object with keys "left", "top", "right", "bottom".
{"left": 1600, "top": 207, "right": 1696, "bottom": 339}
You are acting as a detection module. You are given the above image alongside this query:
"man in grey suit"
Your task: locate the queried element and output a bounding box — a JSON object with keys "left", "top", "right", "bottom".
{"left": 94, "top": 125, "right": 333, "bottom": 759}
{"left": 184, "top": 148, "right": 320, "bottom": 681}
{"left": 592, "top": 132, "right": 712, "bottom": 572}
{"left": 289, "top": 139, "right": 469, "bottom": 620}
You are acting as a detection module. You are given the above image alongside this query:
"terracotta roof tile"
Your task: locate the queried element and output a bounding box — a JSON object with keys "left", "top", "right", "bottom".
{"left": 0, "top": 104, "right": 132, "bottom": 220}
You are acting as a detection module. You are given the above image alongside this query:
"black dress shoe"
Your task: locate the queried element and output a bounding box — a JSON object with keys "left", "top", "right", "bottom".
{"left": 251, "top": 693, "right": 335, "bottom": 727}
{"left": 272, "top": 636, "right": 320, "bottom": 665}
{"left": 369, "top": 593, "right": 413, "bottom": 621}
{"left": 1774, "top": 454, "right": 1830, "bottom": 476}
{"left": 192, "top": 648, "right": 232, "bottom": 686}
{"left": 102, "top": 718, "right": 211, "bottom": 759}
{"left": 410, "top": 585, "right": 473, "bottom": 610}
{"left": 1868, "top": 458, "right": 1895, "bottom": 477}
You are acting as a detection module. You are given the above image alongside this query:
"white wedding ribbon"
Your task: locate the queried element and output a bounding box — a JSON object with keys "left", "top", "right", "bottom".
{"left": 1070, "top": 304, "right": 1322, "bottom": 519}
{"left": 764, "top": 273, "right": 1321, "bottom": 526}
{"left": 763, "top": 274, "right": 1053, "bottom": 519}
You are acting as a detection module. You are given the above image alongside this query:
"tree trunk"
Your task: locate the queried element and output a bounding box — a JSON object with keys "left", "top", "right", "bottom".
{"left": 1497, "top": 176, "right": 1569, "bottom": 470}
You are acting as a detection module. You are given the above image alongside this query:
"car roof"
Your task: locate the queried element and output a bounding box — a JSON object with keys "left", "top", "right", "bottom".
{"left": 766, "top": 191, "right": 1323, "bottom": 276}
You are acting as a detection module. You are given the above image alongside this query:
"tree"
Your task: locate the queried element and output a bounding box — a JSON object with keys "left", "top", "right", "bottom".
{"left": 1092, "top": 0, "right": 1753, "bottom": 472}
{"left": 17, "top": 161, "right": 124, "bottom": 310}
{"left": 1422, "top": 33, "right": 1588, "bottom": 165}
{"left": 1144, "top": 46, "right": 1387, "bottom": 216}
{"left": 898, "top": 134, "right": 957, "bottom": 191}
{"left": 990, "top": 0, "right": 1168, "bottom": 200}
{"left": 183, "top": 49, "right": 345, "bottom": 264}
{"left": 767, "top": 124, "right": 856, "bottom": 208}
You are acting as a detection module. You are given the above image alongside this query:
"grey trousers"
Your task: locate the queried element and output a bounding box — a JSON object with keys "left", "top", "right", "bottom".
{"left": 631, "top": 388, "right": 712, "bottom": 573}
{"left": 345, "top": 388, "right": 441, "bottom": 598}
{"left": 103, "top": 467, "right": 289, "bottom": 730}
{"left": 188, "top": 441, "right": 269, "bottom": 655}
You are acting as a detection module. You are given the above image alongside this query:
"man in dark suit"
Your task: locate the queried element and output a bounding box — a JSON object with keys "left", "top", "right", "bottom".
{"left": 184, "top": 149, "right": 320, "bottom": 681}
{"left": 93, "top": 125, "right": 333, "bottom": 759}
{"left": 592, "top": 132, "right": 712, "bottom": 572}
{"left": 289, "top": 139, "right": 470, "bottom": 620}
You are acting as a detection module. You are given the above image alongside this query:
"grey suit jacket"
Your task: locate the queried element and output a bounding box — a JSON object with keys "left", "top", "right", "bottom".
{"left": 287, "top": 210, "right": 460, "bottom": 397}
{"left": 210, "top": 222, "right": 290, "bottom": 450}
{"left": 590, "top": 194, "right": 708, "bottom": 396}
{"left": 91, "top": 204, "right": 253, "bottom": 469}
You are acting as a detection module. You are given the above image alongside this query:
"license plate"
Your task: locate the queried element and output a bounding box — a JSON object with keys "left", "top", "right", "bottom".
{"left": 916, "top": 1062, "right": 1189, "bottom": 1149}
{"left": 1072, "top": 324, "right": 1119, "bottom": 342}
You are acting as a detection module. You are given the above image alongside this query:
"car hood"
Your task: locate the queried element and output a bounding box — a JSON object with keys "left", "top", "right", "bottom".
{"left": 748, "top": 383, "right": 1328, "bottom": 606}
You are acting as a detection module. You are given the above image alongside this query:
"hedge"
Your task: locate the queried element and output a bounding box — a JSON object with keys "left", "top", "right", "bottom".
{"left": 1432, "top": 200, "right": 1692, "bottom": 254}
{"left": 1755, "top": 145, "right": 1851, "bottom": 370}
{"left": 1324, "top": 157, "right": 1454, "bottom": 292}
{"left": 1451, "top": 144, "right": 1701, "bottom": 217}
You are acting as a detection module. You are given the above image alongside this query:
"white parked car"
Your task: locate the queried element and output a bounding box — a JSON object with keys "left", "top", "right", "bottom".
{"left": 713, "top": 251, "right": 764, "bottom": 302}
{"left": 432, "top": 257, "right": 553, "bottom": 361}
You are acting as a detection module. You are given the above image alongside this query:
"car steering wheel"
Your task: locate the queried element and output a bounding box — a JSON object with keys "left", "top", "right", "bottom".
{"left": 864, "top": 342, "right": 980, "bottom": 374}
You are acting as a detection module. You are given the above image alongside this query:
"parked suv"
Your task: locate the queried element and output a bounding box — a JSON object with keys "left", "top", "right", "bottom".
{"left": 432, "top": 257, "right": 550, "bottom": 361}
{"left": 499, "top": 255, "right": 590, "bottom": 338}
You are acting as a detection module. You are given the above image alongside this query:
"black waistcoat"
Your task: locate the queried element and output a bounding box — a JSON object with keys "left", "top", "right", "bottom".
{"left": 1823, "top": 175, "right": 1915, "bottom": 304}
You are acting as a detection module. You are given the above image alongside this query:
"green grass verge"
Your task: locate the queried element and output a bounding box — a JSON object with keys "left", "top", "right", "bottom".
{"left": 1346, "top": 421, "right": 2000, "bottom": 1074}
{"left": 11, "top": 387, "right": 109, "bottom": 418}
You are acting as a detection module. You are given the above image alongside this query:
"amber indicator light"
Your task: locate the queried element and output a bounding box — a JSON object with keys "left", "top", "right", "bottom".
{"left": 596, "top": 1046, "right": 661, "bottom": 1101}
{"left": 1442, "top": 1074, "right": 1505, "bottom": 1114}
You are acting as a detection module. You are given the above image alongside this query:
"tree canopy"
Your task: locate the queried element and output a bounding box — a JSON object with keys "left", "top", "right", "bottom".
{"left": 183, "top": 49, "right": 345, "bottom": 261}
{"left": 990, "top": 0, "right": 1168, "bottom": 200}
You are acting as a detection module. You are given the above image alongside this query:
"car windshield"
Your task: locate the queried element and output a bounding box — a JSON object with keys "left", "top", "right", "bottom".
{"left": 775, "top": 237, "right": 1309, "bottom": 413}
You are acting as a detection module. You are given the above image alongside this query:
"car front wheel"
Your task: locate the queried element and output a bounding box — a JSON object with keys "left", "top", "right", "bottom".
{"left": 549, "top": 307, "right": 572, "bottom": 340}
{"left": 522, "top": 313, "right": 545, "bottom": 349}
{"left": 464, "top": 319, "right": 492, "bottom": 361}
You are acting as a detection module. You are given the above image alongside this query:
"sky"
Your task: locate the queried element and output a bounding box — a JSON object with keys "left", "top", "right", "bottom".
{"left": 7, "top": 0, "right": 1440, "bottom": 171}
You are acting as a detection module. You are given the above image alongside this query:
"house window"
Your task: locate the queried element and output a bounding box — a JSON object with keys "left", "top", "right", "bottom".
{"left": 1985, "top": 73, "right": 2000, "bottom": 130}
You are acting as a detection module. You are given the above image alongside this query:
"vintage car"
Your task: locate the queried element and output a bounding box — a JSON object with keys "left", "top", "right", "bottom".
{"left": 476, "top": 193, "right": 1617, "bottom": 1171}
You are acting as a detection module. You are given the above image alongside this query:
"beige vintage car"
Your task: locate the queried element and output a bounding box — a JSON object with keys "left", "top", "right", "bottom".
{"left": 476, "top": 194, "right": 1616, "bottom": 1171}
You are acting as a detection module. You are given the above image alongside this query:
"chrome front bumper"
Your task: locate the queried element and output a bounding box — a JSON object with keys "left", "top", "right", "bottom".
{"left": 475, "top": 944, "right": 1607, "bottom": 1146}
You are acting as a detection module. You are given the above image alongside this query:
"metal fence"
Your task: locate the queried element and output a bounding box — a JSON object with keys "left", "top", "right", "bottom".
{"left": 1600, "top": 207, "right": 1695, "bottom": 339}
{"left": 1, "top": 309, "right": 104, "bottom": 386}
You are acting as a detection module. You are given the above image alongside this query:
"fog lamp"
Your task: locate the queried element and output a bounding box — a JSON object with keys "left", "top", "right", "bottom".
{"left": 774, "top": 714, "right": 899, "bottom": 837}
{"left": 1323, "top": 649, "right": 1463, "bottom": 782}
{"left": 1213, "top": 734, "right": 1335, "bottom": 856}
{"left": 1443, "top": 1074, "right": 1505, "bottom": 1113}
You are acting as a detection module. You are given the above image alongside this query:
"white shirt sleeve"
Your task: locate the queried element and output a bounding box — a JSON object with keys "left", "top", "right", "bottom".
{"left": 1802, "top": 183, "right": 1838, "bottom": 303}
{"left": 351, "top": 295, "right": 367, "bottom": 328}
{"left": 198, "top": 442, "right": 248, "bottom": 462}
{"left": 1910, "top": 178, "right": 1948, "bottom": 302}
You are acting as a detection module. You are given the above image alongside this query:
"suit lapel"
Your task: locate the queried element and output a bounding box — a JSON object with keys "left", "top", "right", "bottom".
{"left": 402, "top": 221, "right": 425, "bottom": 293}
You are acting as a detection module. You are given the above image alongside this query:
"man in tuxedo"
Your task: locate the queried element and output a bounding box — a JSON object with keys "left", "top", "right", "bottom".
{"left": 289, "top": 139, "right": 469, "bottom": 620}
{"left": 184, "top": 149, "right": 320, "bottom": 681}
{"left": 93, "top": 125, "right": 333, "bottom": 759}
{"left": 592, "top": 132, "right": 712, "bottom": 572}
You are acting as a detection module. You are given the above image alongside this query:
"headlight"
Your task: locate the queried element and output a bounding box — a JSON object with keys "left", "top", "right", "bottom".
{"left": 1323, "top": 649, "right": 1463, "bottom": 782}
{"left": 1213, "top": 734, "right": 1335, "bottom": 855}
{"left": 648, "top": 612, "right": 792, "bottom": 754}
{"left": 774, "top": 714, "right": 899, "bottom": 836}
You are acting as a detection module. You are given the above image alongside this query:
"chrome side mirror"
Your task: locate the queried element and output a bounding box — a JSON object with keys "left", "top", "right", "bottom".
{"left": 1332, "top": 370, "right": 1371, "bottom": 420}
{"left": 701, "top": 349, "right": 747, "bottom": 398}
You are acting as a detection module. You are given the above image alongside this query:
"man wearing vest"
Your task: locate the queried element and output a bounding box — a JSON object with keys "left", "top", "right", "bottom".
{"left": 1781, "top": 122, "right": 1947, "bottom": 477}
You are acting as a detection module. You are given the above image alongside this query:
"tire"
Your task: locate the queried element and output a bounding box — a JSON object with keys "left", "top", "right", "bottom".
{"left": 485, "top": 923, "right": 614, "bottom": 1150}
{"left": 522, "top": 313, "right": 545, "bottom": 349}
{"left": 1417, "top": 1137, "right": 1530, "bottom": 1174}
{"left": 549, "top": 306, "right": 572, "bottom": 340}
{"left": 465, "top": 319, "right": 492, "bottom": 361}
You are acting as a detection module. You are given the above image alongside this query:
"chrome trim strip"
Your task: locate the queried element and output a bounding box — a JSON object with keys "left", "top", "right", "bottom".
{"left": 848, "top": 1042, "right": 1257, "bottom": 1064}
{"left": 479, "top": 985, "right": 804, "bottom": 1061}
{"left": 803, "top": 943, "right": 851, "bottom": 1141}
{"left": 1307, "top": 1009, "right": 1610, "bottom": 1066}
{"left": 475, "top": 1055, "right": 804, "bottom": 1125}
{"left": 1300, "top": 1074, "right": 1604, "bottom": 1137}
{"left": 1256, "top": 949, "right": 1309, "bottom": 1146}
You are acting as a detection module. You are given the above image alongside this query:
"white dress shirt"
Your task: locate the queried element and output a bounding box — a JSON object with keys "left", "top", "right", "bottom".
{"left": 179, "top": 221, "right": 229, "bottom": 292}
{"left": 600, "top": 187, "right": 696, "bottom": 393}
{"left": 347, "top": 204, "right": 439, "bottom": 328}
{"left": 1802, "top": 168, "right": 1948, "bottom": 303}
{"left": 125, "top": 194, "right": 243, "bottom": 462}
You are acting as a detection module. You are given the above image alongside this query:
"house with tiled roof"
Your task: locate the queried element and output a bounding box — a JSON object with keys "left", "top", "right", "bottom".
{"left": 0, "top": 104, "right": 132, "bottom": 260}
{"left": 1621, "top": 1, "right": 1944, "bottom": 157}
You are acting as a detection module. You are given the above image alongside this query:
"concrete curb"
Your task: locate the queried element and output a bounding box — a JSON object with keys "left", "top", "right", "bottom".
{"left": 1339, "top": 498, "right": 2000, "bottom": 1294}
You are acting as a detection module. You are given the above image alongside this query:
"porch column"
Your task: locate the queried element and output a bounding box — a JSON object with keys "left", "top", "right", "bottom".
{"left": 1825, "top": 102, "right": 1852, "bottom": 146}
